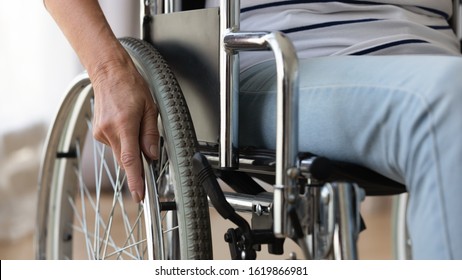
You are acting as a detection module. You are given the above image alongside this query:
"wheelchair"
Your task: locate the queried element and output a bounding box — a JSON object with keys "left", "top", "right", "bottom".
{"left": 36, "top": 0, "right": 460, "bottom": 260}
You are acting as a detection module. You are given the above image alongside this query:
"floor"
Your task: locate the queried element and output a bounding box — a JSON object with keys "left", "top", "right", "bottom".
{"left": 0, "top": 196, "right": 393, "bottom": 260}
{"left": 209, "top": 195, "right": 394, "bottom": 260}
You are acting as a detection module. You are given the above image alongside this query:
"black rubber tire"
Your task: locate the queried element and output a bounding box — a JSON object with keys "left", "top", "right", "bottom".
{"left": 120, "top": 37, "right": 213, "bottom": 259}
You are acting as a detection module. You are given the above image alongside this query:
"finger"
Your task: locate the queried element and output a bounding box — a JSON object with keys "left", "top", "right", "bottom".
{"left": 140, "top": 100, "right": 160, "bottom": 160}
{"left": 119, "top": 128, "right": 145, "bottom": 203}
{"left": 92, "top": 108, "right": 111, "bottom": 147}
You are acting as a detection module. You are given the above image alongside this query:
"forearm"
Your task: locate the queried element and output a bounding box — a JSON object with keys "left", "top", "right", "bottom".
{"left": 44, "top": 0, "right": 158, "bottom": 203}
{"left": 44, "top": 0, "right": 134, "bottom": 83}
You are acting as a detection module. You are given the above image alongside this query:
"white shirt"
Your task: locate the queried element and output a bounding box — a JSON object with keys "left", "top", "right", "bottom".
{"left": 206, "top": 0, "right": 461, "bottom": 70}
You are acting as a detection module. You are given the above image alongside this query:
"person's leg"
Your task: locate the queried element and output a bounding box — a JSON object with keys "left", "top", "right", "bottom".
{"left": 239, "top": 55, "right": 462, "bottom": 259}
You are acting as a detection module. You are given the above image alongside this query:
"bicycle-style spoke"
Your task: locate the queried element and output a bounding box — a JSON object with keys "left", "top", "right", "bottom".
{"left": 114, "top": 208, "right": 146, "bottom": 260}
{"left": 163, "top": 225, "right": 180, "bottom": 234}
{"left": 67, "top": 195, "right": 94, "bottom": 259}
{"left": 70, "top": 223, "right": 139, "bottom": 259}
{"left": 100, "top": 177, "right": 124, "bottom": 258}
{"left": 39, "top": 39, "right": 211, "bottom": 260}
{"left": 86, "top": 114, "right": 147, "bottom": 259}
{"left": 154, "top": 149, "right": 182, "bottom": 253}
{"left": 68, "top": 112, "right": 179, "bottom": 260}
{"left": 105, "top": 239, "right": 147, "bottom": 259}
{"left": 64, "top": 117, "right": 147, "bottom": 260}
{"left": 72, "top": 141, "right": 95, "bottom": 259}
{"left": 72, "top": 140, "right": 118, "bottom": 259}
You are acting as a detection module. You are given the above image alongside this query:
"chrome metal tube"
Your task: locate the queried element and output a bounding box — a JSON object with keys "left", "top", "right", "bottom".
{"left": 221, "top": 0, "right": 299, "bottom": 238}
{"left": 141, "top": 1, "right": 149, "bottom": 39}
{"left": 165, "top": 0, "right": 174, "bottom": 13}
{"left": 165, "top": 0, "right": 182, "bottom": 13}
{"left": 393, "top": 193, "right": 412, "bottom": 260}
{"left": 224, "top": 31, "right": 272, "bottom": 50}
{"left": 333, "top": 182, "right": 358, "bottom": 260}
{"left": 219, "top": 0, "right": 240, "bottom": 169}
{"left": 213, "top": 192, "right": 273, "bottom": 213}
{"left": 224, "top": 31, "right": 299, "bottom": 237}
{"left": 263, "top": 32, "right": 299, "bottom": 187}
{"left": 452, "top": 0, "right": 460, "bottom": 37}
{"left": 152, "top": 0, "right": 163, "bottom": 14}
{"left": 144, "top": 0, "right": 178, "bottom": 15}
{"left": 221, "top": 192, "right": 254, "bottom": 213}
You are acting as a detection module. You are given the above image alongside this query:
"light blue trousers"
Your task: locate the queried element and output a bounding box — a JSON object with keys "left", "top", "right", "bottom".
{"left": 239, "top": 55, "right": 462, "bottom": 259}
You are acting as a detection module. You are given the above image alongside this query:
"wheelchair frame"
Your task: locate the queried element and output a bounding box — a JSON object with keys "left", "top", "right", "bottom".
{"left": 149, "top": 0, "right": 462, "bottom": 260}
{"left": 145, "top": 0, "right": 365, "bottom": 259}
{"left": 36, "top": 0, "right": 461, "bottom": 260}
{"left": 145, "top": 0, "right": 398, "bottom": 260}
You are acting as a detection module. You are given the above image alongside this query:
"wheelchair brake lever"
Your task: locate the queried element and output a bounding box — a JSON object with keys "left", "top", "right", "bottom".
{"left": 192, "top": 152, "right": 251, "bottom": 231}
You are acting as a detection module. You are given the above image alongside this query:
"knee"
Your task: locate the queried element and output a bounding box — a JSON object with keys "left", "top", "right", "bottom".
{"left": 410, "top": 57, "right": 462, "bottom": 118}
{"left": 423, "top": 57, "right": 462, "bottom": 97}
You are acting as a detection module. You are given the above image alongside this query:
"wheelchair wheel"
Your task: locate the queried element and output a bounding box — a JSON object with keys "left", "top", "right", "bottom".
{"left": 36, "top": 37, "right": 212, "bottom": 259}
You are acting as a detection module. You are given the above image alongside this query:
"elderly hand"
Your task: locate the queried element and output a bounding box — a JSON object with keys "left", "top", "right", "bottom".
{"left": 92, "top": 60, "right": 159, "bottom": 203}
{"left": 44, "top": 0, "right": 159, "bottom": 203}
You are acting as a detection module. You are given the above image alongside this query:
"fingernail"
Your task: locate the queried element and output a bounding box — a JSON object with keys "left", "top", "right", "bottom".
{"left": 131, "top": 191, "right": 141, "bottom": 203}
{"left": 149, "top": 144, "right": 158, "bottom": 158}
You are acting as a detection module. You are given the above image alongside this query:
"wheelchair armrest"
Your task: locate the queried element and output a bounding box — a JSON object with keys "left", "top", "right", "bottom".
{"left": 223, "top": 30, "right": 299, "bottom": 238}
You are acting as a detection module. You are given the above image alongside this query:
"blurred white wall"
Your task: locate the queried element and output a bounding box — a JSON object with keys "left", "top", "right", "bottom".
{"left": 0, "top": 0, "right": 140, "bottom": 134}
{"left": 0, "top": 0, "right": 139, "bottom": 242}
{"left": 0, "top": 0, "right": 80, "bottom": 134}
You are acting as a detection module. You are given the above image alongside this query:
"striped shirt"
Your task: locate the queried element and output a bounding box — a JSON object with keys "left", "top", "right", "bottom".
{"left": 206, "top": 0, "right": 461, "bottom": 70}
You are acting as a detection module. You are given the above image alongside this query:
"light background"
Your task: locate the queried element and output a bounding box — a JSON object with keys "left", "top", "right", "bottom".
{"left": 0, "top": 0, "right": 139, "bottom": 256}
{"left": 2, "top": 0, "right": 460, "bottom": 260}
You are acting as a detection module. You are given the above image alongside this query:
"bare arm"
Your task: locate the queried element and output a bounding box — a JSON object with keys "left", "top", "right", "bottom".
{"left": 44, "top": 0, "right": 159, "bottom": 203}
{"left": 44, "top": 0, "right": 128, "bottom": 80}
